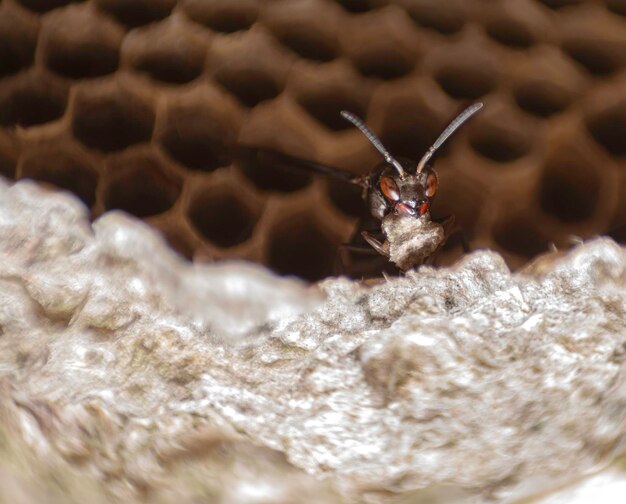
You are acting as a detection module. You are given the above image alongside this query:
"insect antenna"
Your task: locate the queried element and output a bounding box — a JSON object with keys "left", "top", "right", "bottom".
{"left": 340, "top": 110, "right": 406, "bottom": 178}
{"left": 416, "top": 102, "right": 483, "bottom": 173}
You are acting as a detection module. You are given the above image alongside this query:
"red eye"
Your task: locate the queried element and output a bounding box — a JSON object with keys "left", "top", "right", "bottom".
{"left": 419, "top": 201, "right": 429, "bottom": 216}
{"left": 380, "top": 176, "right": 400, "bottom": 201}
{"left": 425, "top": 172, "right": 438, "bottom": 198}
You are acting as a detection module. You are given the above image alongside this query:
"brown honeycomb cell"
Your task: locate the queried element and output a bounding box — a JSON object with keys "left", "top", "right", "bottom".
{"left": 290, "top": 63, "right": 371, "bottom": 132}
{"left": 180, "top": 0, "right": 259, "bottom": 33}
{"left": 399, "top": 0, "right": 468, "bottom": 34}
{"left": 102, "top": 147, "right": 182, "bottom": 218}
{"left": 494, "top": 214, "right": 551, "bottom": 262}
{"left": 427, "top": 39, "right": 502, "bottom": 102}
{"left": 39, "top": 3, "right": 123, "bottom": 79}
{"left": 187, "top": 177, "right": 260, "bottom": 250}
{"left": 606, "top": 0, "right": 626, "bottom": 17}
{"left": 267, "top": 212, "right": 339, "bottom": 281}
{"left": 182, "top": 168, "right": 267, "bottom": 264}
{"left": 0, "top": 70, "right": 68, "bottom": 127}
{"left": 0, "top": 1, "right": 39, "bottom": 78}
{"left": 559, "top": 5, "right": 626, "bottom": 76}
{"left": 0, "top": 0, "right": 625, "bottom": 280}
{"left": 263, "top": 0, "right": 341, "bottom": 63}
{"left": 156, "top": 87, "right": 243, "bottom": 172}
{"left": 208, "top": 30, "right": 290, "bottom": 109}
{"left": 18, "top": 139, "right": 99, "bottom": 207}
{"left": 510, "top": 48, "right": 585, "bottom": 118}
{"left": 539, "top": 149, "right": 602, "bottom": 224}
{"left": 71, "top": 79, "right": 155, "bottom": 152}
{"left": 376, "top": 91, "right": 449, "bottom": 161}
{"left": 262, "top": 183, "right": 349, "bottom": 281}
{"left": 343, "top": 7, "right": 422, "bottom": 80}
{"left": 586, "top": 98, "right": 626, "bottom": 156}
{"left": 468, "top": 104, "right": 535, "bottom": 163}
{"left": 124, "top": 18, "right": 207, "bottom": 85}
{"left": 94, "top": 0, "right": 176, "bottom": 28}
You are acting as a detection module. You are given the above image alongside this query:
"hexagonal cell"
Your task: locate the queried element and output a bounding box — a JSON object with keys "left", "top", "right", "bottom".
{"left": 605, "top": 0, "right": 626, "bottom": 17}
{"left": 345, "top": 8, "right": 419, "bottom": 80}
{"left": 297, "top": 86, "right": 368, "bottom": 132}
{"left": 214, "top": 68, "right": 281, "bottom": 109}
{"left": 559, "top": 8, "right": 626, "bottom": 76}
{"left": 2, "top": 0, "right": 617, "bottom": 277}
{"left": 429, "top": 171, "right": 484, "bottom": 236}
{"left": 510, "top": 47, "right": 585, "bottom": 119}
{"left": 434, "top": 60, "right": 498, "bottom": 101}
{"left": 0, "top": 72, "right": 68, "bottom": 128}
{"left": 379, "top": 99, "right": 444, "bottom": 161}
{"left": 480, "top": 0, "right": 552, "bottom": 51}
{"left": 15, "top": 0, "right": 84, "bottom": 13}
{"left": 71, "top": 83, "right": 155, "bottom": 153}
{"left": 209, "top": 32, "right": 289, "bottom": 109}
{"left": 267, "top": 215, "right": 338, "bottom": 281}
{"left": 425, "top": 37, "right": 502, "bottom": 104}
{"left": 188, "top": 189, "right": 258, "bottom": 249}
{"left": 399, "top": 0, "right": 467, "bottom": 34}
{"left": 514, "top": 80, "right": 573, "bottom": 117}
{"left": 126, "top": 21, "right": 206, "bottom": 85}
{"left": 562, "top": 38, "right": 625, "bottom": 76}
{"left": 94, "top": 0, "right": 176, "bottom": 28}
{"left": 271, "top": 25, "right": 338, "bottom": 63}
{"left": 19, "top": 144, "right": 98, "bottom": 207}
{"left": 264, "top": 0, "right": 341, "bottom": 63}
{"left": 483, "top": 15, "right": 537, "bottom": 49}
{"left": 40, "top": 5, "right": 123, "bottom": 79}
{"left": 539, "top": 152, "right": 601, "bottom": 223}
{"left": 181, "top": 0, "right": 258, "bottom": 33}
{"left": 352, "top": 45, "right": 416, "bottom": 81}
{"left": 468, "top": 110, "right": 533, "bottom": 163}
{"left": 236, "top": 148, "right": 313, "bottom": 193}
{"left": 103, "top": 150, "right": 182, "bottom": 218}
{"left": 494, "top": 216, "right": 550, "bottom": 259}
{"left": 327, "top": 178, "right": 368, "bottom": 218}
{"left": 586, "top": 100, "right": 626, "bottom": 157}
{"left": 0, "top": 3, "right": 38, "bottom": 78}
{"left": 158, "top": 99, "right": 238, "bottom": 172}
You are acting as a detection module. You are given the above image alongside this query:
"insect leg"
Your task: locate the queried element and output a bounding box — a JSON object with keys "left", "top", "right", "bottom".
{"left": 361, "top": 231, "right": 390, "bottom": 257}
{"left": 339, "top": 243, "right": 382, "bottom": 254}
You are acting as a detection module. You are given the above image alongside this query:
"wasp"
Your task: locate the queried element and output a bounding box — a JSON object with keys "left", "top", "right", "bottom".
{"left": 240, "top": 103, "right": 483, "bottom": 276}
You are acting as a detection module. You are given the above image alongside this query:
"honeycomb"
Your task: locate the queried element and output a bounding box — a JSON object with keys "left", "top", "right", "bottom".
{"left": 1, "top": 0, "right": 625, "bottom": 281}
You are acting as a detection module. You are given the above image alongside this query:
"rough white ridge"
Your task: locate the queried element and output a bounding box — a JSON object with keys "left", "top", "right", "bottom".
{"left": 1, "top": 178, "right": 626, "bottom": 503}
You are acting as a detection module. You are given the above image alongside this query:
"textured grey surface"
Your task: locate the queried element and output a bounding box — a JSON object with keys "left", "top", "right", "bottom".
{"left": 1, "top": 178, "right": 626, "bottom": 503}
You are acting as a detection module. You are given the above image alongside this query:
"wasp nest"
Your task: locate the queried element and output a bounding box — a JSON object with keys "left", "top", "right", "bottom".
{"left": 2, "top": 175, "right": 626, "bottom": 503}
{"left": 0, "top": 0, "right": 624, "bottom": 280}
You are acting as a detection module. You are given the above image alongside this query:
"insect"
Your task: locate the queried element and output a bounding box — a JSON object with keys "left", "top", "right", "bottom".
{"left": 239, "top": 103, "right": 483, "bottom": 276}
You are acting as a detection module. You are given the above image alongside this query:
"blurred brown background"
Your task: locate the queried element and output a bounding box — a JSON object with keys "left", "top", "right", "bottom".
{"left": 0, "top": 0, "right": 625, "bottom": 280}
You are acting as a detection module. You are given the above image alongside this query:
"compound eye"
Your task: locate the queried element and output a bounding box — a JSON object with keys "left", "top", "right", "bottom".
{"left": 380, "top": 175, "right": 400, "bottom": 201}
{"left": 425, "top": 171, "right": 438, "bottom": 198}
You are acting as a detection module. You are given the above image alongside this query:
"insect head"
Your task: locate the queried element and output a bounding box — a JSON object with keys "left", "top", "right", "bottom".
{"left": 340, "top": 103, "right": 483, "bottom": 267}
